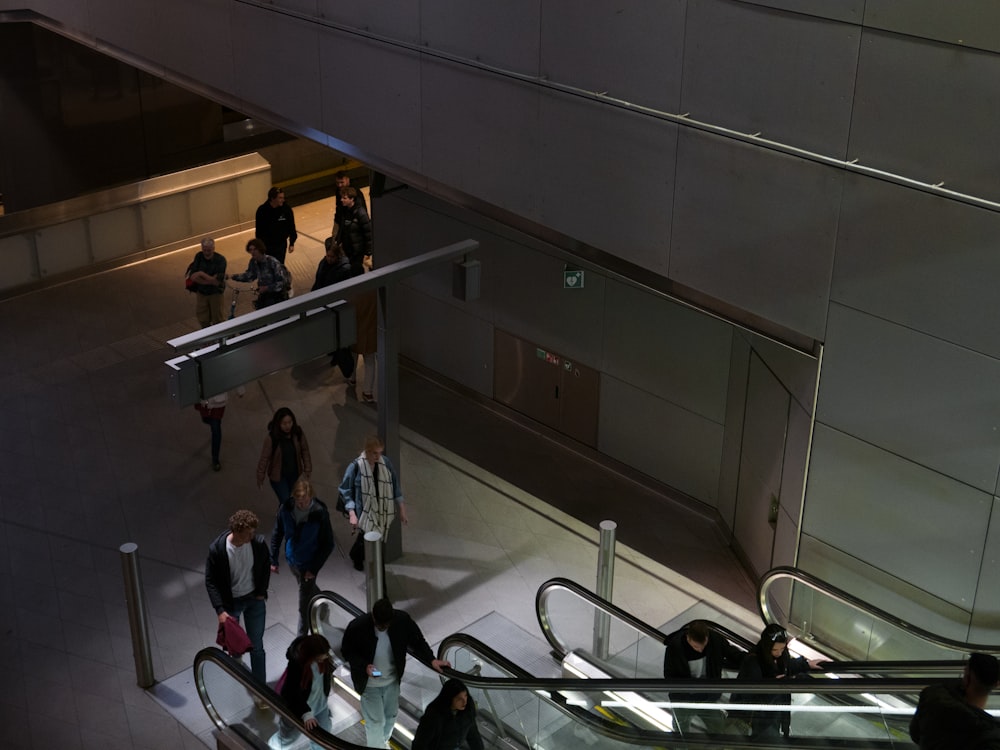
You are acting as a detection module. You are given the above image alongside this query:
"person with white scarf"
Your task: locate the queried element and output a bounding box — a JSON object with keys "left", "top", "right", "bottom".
{"left": 338, "top": 435, "right": 407, "bottom": 571}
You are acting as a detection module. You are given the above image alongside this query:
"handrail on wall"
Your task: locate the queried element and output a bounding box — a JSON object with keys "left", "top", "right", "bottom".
{"left": 759, "top": 566, "right": 1000, "bottom": 656}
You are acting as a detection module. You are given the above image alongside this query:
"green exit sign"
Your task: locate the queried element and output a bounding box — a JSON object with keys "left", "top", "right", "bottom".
{"left": 564, "top": 270, "right": 584, "bottom": 289}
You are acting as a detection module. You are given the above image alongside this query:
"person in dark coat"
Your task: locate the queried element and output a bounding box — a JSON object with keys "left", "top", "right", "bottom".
{"left": 312, "top": 237, "right": 355, "bottom": 375}
{"left": 256, "top": 406, "right": 312, "bottom": 504}
{"left": 662, "top": 619, "right": 745, "bottom": 734}
{"left": 338, "top": 186, "right": 372, "bottom": 275}
{"left": 341, "top": 598, "right": 450, "bottom": 748}
{"left": 730, "top": 624, "right": 825, "bottom": 740}
{"left": 412, "top": 678, "right": 484, "bottom": 750}
{"left": 277, "top": 634, "right": 334, "bottom": 749}
{"left": 255, "top": 186, "right": 297, "bottom": 263}
{"left": 910, "top": 652, "right": 1000, "bottom": 750}
{"left": 270, "top": 478, "right": 334, "bottom": 636}
{"left": 205, "top": 509, "right": 270, "bottom": 684}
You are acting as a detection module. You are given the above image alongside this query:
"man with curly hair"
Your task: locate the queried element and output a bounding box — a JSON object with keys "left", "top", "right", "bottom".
{"left": 206, "top": 509, "right": 271, "bottom": 684}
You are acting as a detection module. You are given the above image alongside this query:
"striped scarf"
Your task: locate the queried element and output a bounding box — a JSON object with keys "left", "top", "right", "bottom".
{"left": 356, "top": 454, "right": 395, "bottom": 535}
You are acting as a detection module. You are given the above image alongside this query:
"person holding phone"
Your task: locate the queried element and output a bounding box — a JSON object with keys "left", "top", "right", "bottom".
{"left": 341, "top": 598, "right": 449, "bottom": 748}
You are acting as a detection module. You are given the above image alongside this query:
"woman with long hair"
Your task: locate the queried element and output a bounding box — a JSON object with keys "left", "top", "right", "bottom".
{"left": 256, "top": 406, "right": 311, "bottom": 504}
{"left": 412, "top": 678, "right": 484, "bottom": 750}
{"left": 277, "top": 634, "right": 333, "bottom": 749}
{"left": 730, "top": 624, "right": 825, "bottom": 740}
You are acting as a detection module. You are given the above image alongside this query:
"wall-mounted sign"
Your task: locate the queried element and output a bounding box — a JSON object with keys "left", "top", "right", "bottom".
{"left": 563, "top": 270, "right": 584, "bottom": 289}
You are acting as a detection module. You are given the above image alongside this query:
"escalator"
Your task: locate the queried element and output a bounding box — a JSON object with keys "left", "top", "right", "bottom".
{"left": 192, "top": 576, "right": 988, "bottom": 750}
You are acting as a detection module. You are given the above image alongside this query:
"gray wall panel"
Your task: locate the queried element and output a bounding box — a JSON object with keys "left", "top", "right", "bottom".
{"left": 737, "top": 0, "right": 863, "bottom": 24}
{"left": 718, "top": 335, "right": 751, "bottom": 531}
{"left": 421, "top": 0, "right": 540, "bottom": 74}
{"left": 970, "top": 495, "right": 1000, "bottom": 642}
{"left": 681, "top": 0, "right": 860, "bottom": 156}
{"left": 864, "top": 1, "right": 1000, "bottom": 54}
{"left": 671, "top": 130, "right": 842, "bottom": 340}
{"left": 420, "top": 59, "right": 540, "bottom": 219}
{"left": 798, "top": 535, "right": 975, "bottom": 651}
{"left": 317, "top": 0, "right": 420, "bottom": 41}
{"left": 398, "top": 286, "right": 494, "bottom": 397}
{"left": 850, "top": 30, "right": 1000, "bottom": 203}
{"left": 779, "top": 398, "right": 811, "bottom": 546}
{"left": 232, "top": 7, "right": 323, "bottom": 131}
{"left": 743, "top": 331, "right": 818, "bottom": 414}
{"left": 733, "top": 354, "right": 789, "bottom": 577}
{"left": 819, "top": 303, "right": 1000, "bottom": 493}
{"left": 539, "top": 0, "right": 685, "bottom": 112}
{"left": 318, "top": 33, "right": 423, "bottom": 181}
{"left": 491, "top": 242, "right": 607, "bottom": 369}
{"left": 603, "top": 280, "right": 732, "bottom": 422}
{"left": 804, "top": 424, "right": 990, "bottom": 610}
{"left": 599, "top": 376, "right": 724, "bottom": 504}
{"left": 832, "top": 174, "right": 1000, "bottom": 360}
{"left": 86, "top": 0, "right": 159, "bottom": 64}
{"left": 153, "top": 0, "right": 236, "bottom": 94}
{"left": 537, "top": 94, "right": 676, "bottom": 274}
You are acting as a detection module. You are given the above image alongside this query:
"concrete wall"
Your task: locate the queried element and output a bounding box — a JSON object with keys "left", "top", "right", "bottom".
{"left": 6, "top": 0, "right": 1000, "bottom": 640}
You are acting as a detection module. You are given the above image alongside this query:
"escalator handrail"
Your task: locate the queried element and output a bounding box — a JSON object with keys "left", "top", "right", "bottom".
{"left": 536, "top": 576, "right": 756, "bottom": 660}
{"left": 193, "top": 646, "right": 371, "bottom": 750}
{"left": 759, "top": 566, "right": 1000, "bottom": 655}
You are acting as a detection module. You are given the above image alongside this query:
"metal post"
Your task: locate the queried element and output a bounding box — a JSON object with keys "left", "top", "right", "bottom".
{"left": 120, "top": 543, "right": 155, "bottom": 688}
{"left": 364, "top": 531, "right": 386, "bottom": 610}
{"left": 593, "top": 521, "right": 617, "bottom": 660}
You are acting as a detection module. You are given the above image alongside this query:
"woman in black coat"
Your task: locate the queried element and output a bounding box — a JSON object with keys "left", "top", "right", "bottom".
{"left": 412, "top": 678, "right": 484, "bottom": 750}
{"left": 277, "top": 634, "right": 333, "bottom": 749}
{"left": 730, "top": 624, "right": 825, "bottom": 740}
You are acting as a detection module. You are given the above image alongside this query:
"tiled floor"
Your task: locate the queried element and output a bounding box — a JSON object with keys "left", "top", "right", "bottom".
{"left": 0, "top": 193, "right": 758, "bottom": 750}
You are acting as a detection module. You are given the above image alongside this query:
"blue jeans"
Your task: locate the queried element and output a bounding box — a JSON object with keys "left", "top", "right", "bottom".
{"left": 202, "top": 416, "right": 222, "bottom": 462}
{"left": 270, "top": 478, "right": 294, "bottom": 505}
{"left": 229, "top": 595, "right": 266, "bottom": 684}
{"left": 360, "top": 680, "right": 400, "bottom": 748}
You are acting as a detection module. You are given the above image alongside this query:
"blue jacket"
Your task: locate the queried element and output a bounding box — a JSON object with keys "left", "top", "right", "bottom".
{"left": 338, "top": 455, "right": 402, "bottom": 513}
{"left": 269, "top": 497, "right": 334, "bottom": 574}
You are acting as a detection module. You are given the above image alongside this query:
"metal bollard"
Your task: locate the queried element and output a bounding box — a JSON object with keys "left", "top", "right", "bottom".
{"left": 593, "top": 520, "right": 617, "bottom": 660}
{"left": 364, "top": 531, "right": 385, "bottom": 610}
{"left": 120, "top": 543, "right": 155, "bottom": 688}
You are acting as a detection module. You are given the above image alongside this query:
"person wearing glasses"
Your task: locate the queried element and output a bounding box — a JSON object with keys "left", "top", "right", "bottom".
{"left": 729, "top": 624, "right": 826, "bottom": 740}
{"left": 341, "top": 598, "right": 450, "bottom": 748}
{"left": 663, "top": 619, "right": 746, "bottom": 735}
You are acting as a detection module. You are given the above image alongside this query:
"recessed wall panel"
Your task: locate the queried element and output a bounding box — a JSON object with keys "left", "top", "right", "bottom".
{"left": 819, "top": 303, "right": 1000, "bottom": 493}
{"left": 804, "top": 424, "right": 990, "bottom": 609}
{"left": 599, "top": 375, "right": 724, "bottom": 504}
{"left": 670, "top": 130, "right": 842, "bottom": 340}
{"left": 142, "top": 194, "right": 192, "bottom": 249}
{"left": 398, "top": 287, "right": 493, "bottom": 397}
{"left": 970, "top": 495, "right": 1000, "bottom": 643}
{"left": 189, "top": 183, "right": 237, "bottom": 237}
{"left": 232, "top": 6, "right": 323, "bottom": 132}
{"left": 0, "top": 235, "right": 37, "bottom": 290}
{"left": 850, "top": 30, "right": 1000, "bottom": 203}
{"left": 421, "top": 0, "right": 540, "bottom": 73}
{"left": 154, "top": 0, "right": 237, "bottom": 94}
{"left": 318, "top": 29, "right": 422, "bottom": 171}
{"left": 491, "top": 241, "right": 606, "bottom": 368}
{"left": 778, "top": 399, "right": 811, "bottom": 539}
{"left": 539, "top": 0, "right": 685, "bottom": 112}
{"left": 798, "top": 534, "right": 975, "bottom": 652}
{"left": 832, "top": 173, "right": 1000, "bottom": 360}
{"left": 420, "top": 59, "right": 540, "bottom": 219}
{"left": 36, "top": 222, "right": 89, "bottom": 277}
{"left": 603, "top": 279, "right": 731, "bottom": 422}
{"left": 681, "top": 0, "right": 860, "bottom": 156}
{"left": 864, "top": 1, "right": 1000, "bottom": 54}
{"left": 86, "top": 0, "right": 160, "bottom": 65}
{"left": 718, "top": 335, "right": 751, "bottom": 530}
{"left": 743, "top": 331, "right": 818, "bottom": 414}
{"left": 537, "top": 94, "right": 676, "bottom": 273}
{"left": 88, "top": 208, "right": 142, "bottom": 262}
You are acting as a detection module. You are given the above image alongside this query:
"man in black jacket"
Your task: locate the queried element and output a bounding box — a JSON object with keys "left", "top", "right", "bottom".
{"left": 255, "top": 187, "right": 297, "bottom": 263}
{"left": 205, "top": 509, "right": 271, "bottom": 684}
{"left": 337, "top": 186, "right": 372, "bottom": 276}
{"left": 663, "top": 620, "right": 745, "bottom": 734}
{"left": 910, "top": 652, "right": 1000, "bottom": 749}
{"left": 341, "top": 598, "right": 450, "bottom": 748}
